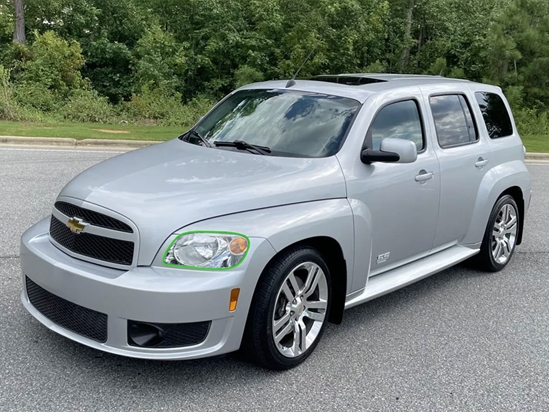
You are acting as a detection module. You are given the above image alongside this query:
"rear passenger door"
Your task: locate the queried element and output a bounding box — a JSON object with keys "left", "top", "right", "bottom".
{"left": 427, "top": 92, "right": 493, "bottom": 249}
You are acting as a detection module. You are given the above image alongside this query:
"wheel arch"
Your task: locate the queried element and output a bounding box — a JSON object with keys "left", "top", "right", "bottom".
{"left": 462, "top": 161, "right": 530, "bottom": 246}
{"left": 262, "top": 236, "right": 347, "bottom": 325}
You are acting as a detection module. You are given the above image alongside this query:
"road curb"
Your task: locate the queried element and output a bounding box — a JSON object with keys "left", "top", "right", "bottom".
{"left": 0, "top": 136, "right": 78, "bottom": 146}
{"left": 76, "top": 139, "right": 161, "bottom": 148}
{"left": 0, "top": 135, "right": 161, "bottom": 149}
{"left": 525, "top": 152, "right": 549, "bottom": 160}
{"left": 0, "top": 135, "right": 548, "bottom": 157}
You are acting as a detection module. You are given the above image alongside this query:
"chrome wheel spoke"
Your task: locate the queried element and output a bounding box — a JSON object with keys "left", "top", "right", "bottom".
{"left": 287, "top": 272, "right": 301, "bottom": 297}
{"left": 281, "top": 283, "right": 295, "bottom": 302}
{"left": 290, "top": 321, "right": 306, "bottom": 356}
{"left": 505, "top": 215, "right": 517, "bottom": 230}
{"left": 304, "top": 310, "right": 325, "bottom": 322}
{"left": 303, "top": 266, "right": 320, "bottom": 298}
{"left": 304, "top": 299, "right": 327, "bottom": 310}
{"left": 502, "top": 238, "right": 511, "bottom": 258}
{"left": 493, "top": 240, "right": 503, "bottom": 260}
{"left": 274, "top": 318, "right": 293, "bottom": 345}
{"left": 273, "top": 312, "right": 291, "bottom": 335}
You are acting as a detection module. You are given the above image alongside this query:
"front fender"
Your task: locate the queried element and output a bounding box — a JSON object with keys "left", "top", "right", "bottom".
{"left": 167, "top": 199, "right": 356, "bottom": 294}
{"left": 462, "top": 160, "right": 531, "bottom": 246}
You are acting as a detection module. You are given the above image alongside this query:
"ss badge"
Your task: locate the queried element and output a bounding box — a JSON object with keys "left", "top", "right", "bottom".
{"left": 377, "top": 252, "right": 390, "bottom": 264}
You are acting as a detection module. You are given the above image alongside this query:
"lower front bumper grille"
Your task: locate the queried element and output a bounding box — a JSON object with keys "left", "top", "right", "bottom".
{"left": 128, "top": 320, "right": 211, "bottom": 348}
{"left": 25, "top": 276, "right": 108, "bottom": 343}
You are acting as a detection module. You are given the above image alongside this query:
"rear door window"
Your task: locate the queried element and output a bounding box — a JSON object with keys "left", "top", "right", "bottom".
{"left": 430, "top": 95, "right": 478, "bottom": 148}
{"left": 475, "top": 92, "right": 513, "bottom": 139}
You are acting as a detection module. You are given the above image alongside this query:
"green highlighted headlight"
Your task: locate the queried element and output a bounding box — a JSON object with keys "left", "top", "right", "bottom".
{"left": 163, "top": 231, "right": 250, "bottom": 269}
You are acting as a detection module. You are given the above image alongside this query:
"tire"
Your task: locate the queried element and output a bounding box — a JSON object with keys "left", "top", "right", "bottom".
{"left": 243, "top": 246, "right": 332, "bottom": 370}
{"left": 474, "top": 194, "right": 520, "bottom": 272}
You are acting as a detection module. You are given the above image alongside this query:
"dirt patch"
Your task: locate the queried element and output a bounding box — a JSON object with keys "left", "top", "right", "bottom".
{"left": 94, "top": 129, "right": 130, "bottom": 134}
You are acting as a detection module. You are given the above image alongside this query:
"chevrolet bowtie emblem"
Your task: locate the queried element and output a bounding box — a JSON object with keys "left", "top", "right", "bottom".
{"left": 66, "top": 217, "right": 88, "bottom": 234}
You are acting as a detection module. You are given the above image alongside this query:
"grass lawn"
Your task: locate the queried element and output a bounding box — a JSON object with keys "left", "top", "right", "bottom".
{"left": 0, "top": 121, "right": 184, "bottom": 141}
{"left": 0, "top": 121, "right": 547, "bottom": 152}
{"left": 521, "top": 135, "right": 549, "bottom": 153}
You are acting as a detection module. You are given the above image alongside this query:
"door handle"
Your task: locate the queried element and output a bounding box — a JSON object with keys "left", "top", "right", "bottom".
{"left": 475, "top": 158, "right": 489, "bottom": 168}
{"left": 415, "top": 170, "right": 434, "bottom": 183}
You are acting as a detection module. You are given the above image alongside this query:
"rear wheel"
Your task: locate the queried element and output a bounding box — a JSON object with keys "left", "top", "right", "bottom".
{"left": 475, "top": 195, "right": 519, "bottom": 272}
{"left": 244, "top": 247, "right": 331, "bottom": 370}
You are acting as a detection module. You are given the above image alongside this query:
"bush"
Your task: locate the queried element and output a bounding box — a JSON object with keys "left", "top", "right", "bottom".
{"left": 0, "top": 65, "right": 19, "bottom": 121}
{"left": 15, "top": 31, "right": 86, "bottom": 97}
{"left": 14, "top": 82, "right": 60, "bottom": 112}
{"left": 514, "top": 108, "right": 549, "bottom": 136}
{"left": 59, "top": 89, "right": 117, "bottom": 123}
{"left": 124, "top": 83, "right": 215, "bottom": 127}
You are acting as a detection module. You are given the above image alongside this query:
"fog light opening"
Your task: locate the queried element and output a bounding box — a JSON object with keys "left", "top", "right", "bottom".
{"left": 128, "top": 322, "right": 165, "bottom": 347}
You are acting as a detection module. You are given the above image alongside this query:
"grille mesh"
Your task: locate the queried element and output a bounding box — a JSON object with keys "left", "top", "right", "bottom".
{"left": 26, "top": 276, "right": 108, "bottom": 343}
{"left": 128, "top": 320, "right": 211, "bottom": 348}
{"left": 50, "top": 216, "right": 134, "bottom": 265}
{"left": 55, "top": 201, "right": 133, "bottom": 233}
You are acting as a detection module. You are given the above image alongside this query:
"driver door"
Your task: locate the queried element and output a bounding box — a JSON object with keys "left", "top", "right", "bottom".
{"left": 345, "top": 98, "right": 440, "bottom": 277}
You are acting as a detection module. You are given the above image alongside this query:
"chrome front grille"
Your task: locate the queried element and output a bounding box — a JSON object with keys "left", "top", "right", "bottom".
{"left": 54, "top": 201, "right": 133, "bottom": 233}
{"left": 49, "top": 201, "right": 137, "bottom": 268}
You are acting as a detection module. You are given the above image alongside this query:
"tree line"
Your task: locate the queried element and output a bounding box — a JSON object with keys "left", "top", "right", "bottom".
{"left": 0, "top": 0, "right": 548, "bottom": 133}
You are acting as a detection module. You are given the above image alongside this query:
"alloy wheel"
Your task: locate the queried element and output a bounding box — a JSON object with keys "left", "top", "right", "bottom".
{"left": 491, "top": 203, "right": 518, "bottom": 264}
{"left": 271, "top": 262, "right": 328, "bottom": 358}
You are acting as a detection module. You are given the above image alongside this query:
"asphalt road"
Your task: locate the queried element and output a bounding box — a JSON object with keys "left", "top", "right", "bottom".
{"left": 1, "top": 145, "right": 548, "bottom": 412}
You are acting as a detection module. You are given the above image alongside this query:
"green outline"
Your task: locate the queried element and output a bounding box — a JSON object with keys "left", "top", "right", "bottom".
{"left": 162, "top": 230, "right": 251, "bottom": 271}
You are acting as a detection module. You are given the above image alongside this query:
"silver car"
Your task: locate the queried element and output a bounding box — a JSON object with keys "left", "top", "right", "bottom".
{"left": 20, "top": 74, "right": 532, "bottom": 369}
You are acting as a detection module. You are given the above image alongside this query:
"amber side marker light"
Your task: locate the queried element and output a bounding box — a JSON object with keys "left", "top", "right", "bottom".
{"left": 229, "top": 288, "right": 240, "bottom": 312}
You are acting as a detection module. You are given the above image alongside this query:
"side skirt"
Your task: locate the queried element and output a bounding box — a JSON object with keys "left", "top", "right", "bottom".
{"left": 344, "top": 246, "right": 479, "bottom": 310}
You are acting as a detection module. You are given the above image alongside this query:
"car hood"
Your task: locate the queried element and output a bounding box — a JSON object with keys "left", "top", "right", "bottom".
{"left": 58, "top": 139, "right": 346, "bottom": 265}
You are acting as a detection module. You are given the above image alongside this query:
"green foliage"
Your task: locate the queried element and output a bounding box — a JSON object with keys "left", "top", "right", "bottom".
{"left": 514, "top": 108, "right": 549, "bottom": 136}
{"left": 124, "top": 84, "right": 185, "bottom": 125}
{"left": 16, "top": 31, "right": 86, "bottom": 95}
{"left": 0, "top": 65, "right": 19, "bottom": 120}
{"left": 0, "top": 0, "right": 547, "bottom": 129}
{"left": 234, "top": 66, "right": 264, "bottom": 88}
{"left": 59, "top": 89, "right": 116, "bottom": 123}
{"left": 81, "top": 37, "right": 133, "bottom": 103}
{"left": 131, "top": 26, "right": 187, "bottom": 93}
{"left": 124, "top": 84, "right": 213, "bottom": 127}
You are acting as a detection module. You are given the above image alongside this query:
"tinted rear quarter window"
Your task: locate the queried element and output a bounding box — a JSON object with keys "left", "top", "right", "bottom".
{"left": 475, "top": 92, "right": 513, "bottom": 139}
{"left": 430, "top": 94, "right": 478, "bottom": 148}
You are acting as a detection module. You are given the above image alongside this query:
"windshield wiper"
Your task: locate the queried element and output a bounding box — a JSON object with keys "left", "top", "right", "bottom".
{"left": 214, "top": 140, "right": 271, "bottom": 155}
{"left": 181, "top": 129, "right": 212, "bottom": 147}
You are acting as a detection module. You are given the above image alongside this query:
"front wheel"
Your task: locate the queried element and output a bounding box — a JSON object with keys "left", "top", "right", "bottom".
{"left": 475, "top": 195, "right": 520, "bottom": 272}
{"left": 243, "top": 247, "right": 331, "bottom": 370}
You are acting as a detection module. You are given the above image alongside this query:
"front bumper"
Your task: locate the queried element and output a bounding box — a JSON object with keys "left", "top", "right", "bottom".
{"left": 20, "top": 217, "right": 276, "bottom": 360}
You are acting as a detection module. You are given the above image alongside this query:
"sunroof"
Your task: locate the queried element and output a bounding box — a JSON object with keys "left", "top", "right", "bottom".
{"left": 309, "top": 76, "right": 387, "bottom": 86}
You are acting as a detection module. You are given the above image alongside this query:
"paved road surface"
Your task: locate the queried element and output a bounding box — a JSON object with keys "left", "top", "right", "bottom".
{"left": 1, "top": 146, "right": 548, "bottom": 411}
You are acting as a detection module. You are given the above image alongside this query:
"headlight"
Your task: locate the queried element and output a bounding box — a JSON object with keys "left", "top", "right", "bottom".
{"left": 163, "top": 231, "right": 249, "bottom": 269}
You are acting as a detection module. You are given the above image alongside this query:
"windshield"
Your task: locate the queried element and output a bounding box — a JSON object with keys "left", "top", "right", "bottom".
{"left": 188, "top": 89, "right": 361, "bottom": 158}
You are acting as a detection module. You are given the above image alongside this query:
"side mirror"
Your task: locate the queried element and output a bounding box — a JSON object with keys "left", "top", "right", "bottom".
{"left": 361, "top": 138, "right": 418, "bottom": 164}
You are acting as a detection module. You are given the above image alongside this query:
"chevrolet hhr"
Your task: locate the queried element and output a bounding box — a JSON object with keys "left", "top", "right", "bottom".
{"left": 21, "top": 74, "right": 532, "bottom": 369}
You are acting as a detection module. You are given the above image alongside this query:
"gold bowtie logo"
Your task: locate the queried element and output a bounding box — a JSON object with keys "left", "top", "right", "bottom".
{"left": 66, "top": 217, "right": 88, "bottom": 234}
